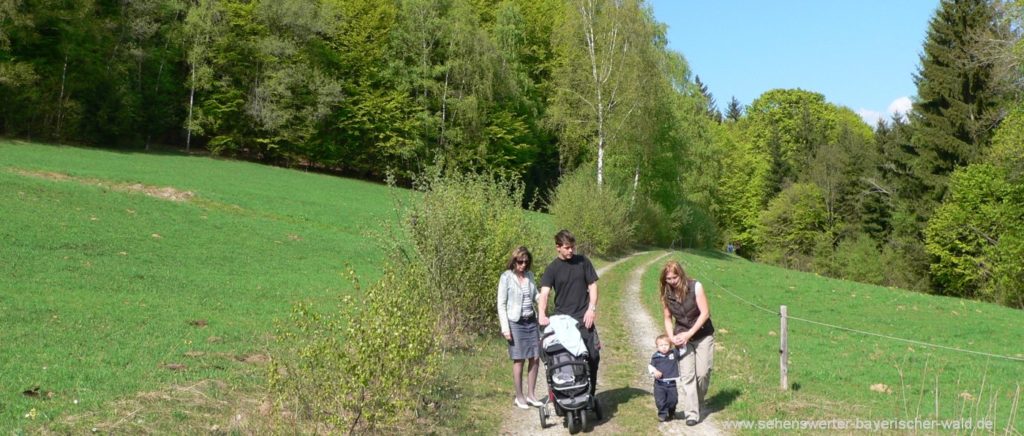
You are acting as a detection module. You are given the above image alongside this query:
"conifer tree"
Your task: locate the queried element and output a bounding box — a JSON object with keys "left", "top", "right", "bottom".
{"left": 725, "top": 96, "right": 743, "bottom": 122}
{"left": 908, "top": 0, "right": 1011, "bottom": 208}
{"left": 694, "top": 75, "right": 722, "bottom": 123}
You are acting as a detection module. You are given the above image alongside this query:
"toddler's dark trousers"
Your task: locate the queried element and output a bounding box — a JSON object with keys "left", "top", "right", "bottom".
{"left": 654, "top": 381, "right": 678, "bottom": 419}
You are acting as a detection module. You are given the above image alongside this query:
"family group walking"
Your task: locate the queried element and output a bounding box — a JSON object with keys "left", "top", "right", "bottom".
{"left": 496, "top": 230, "right": 716, "bottom": 427}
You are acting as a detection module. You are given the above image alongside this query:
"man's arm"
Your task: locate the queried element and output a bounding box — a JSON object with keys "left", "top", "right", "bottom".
{"left": 538, "top": 286, "right": 551, "bottom": 326}
{"left": 583, "top": 281, "right": 597, "bottom": 328}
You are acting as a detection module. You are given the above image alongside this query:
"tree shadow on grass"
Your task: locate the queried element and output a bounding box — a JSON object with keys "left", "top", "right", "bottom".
{"left": 703, "top": 388, "right": 742, "bottom": 418}
{"left": 594, "top": 386, "right": 648, "bottom": 424}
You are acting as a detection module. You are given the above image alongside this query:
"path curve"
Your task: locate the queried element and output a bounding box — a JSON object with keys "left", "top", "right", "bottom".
{"left": 621, "top": 252, "right": 726, "bottom": 435}
{"left": 498, "top": 251, "right": 650, "bottom": 435}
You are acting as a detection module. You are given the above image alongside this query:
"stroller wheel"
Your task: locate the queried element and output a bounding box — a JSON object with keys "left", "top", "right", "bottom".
{"left": 538, "top": 404, "right": 548, "bottom": 428}
{"left": 567, "top": 411, "right": 581, "bottom": 434}
{"left": 593, "top": 397, "right": 603, "bottom": 421}
{"left": 580, "top": 406, "right": 589, "bottom": 431}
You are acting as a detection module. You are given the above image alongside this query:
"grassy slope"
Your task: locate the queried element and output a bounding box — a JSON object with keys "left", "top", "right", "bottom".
{"left": 4, "top": 140, "right": 1021, "bottom": 432}
{"left": 0, "top": 141, "right": 408, "bottom": 430}
{"left": 642, "top": 251, "right": 1023, "bottom": 432}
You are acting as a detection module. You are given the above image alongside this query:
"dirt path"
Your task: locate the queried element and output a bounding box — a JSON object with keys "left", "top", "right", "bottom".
{"left": 498, "top": 251, "right": 730, "bottom": 435}
{"left": 620, "top": 253, "right": 726, "bottom": 436}
{"left": 497, "top": 252, "right": 649, "bottom": 435}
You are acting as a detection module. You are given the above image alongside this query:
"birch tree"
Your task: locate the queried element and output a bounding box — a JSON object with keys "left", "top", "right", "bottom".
{"left": 183, "top": 0, "right": 222, "bottom": 151}
{"left": 548, "top": 0, "right": 655, "bottom": 188}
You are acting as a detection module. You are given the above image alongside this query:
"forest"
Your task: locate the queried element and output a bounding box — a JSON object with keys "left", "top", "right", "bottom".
{"left": 1, "top": 0, "right": 1022, "bottom": 309}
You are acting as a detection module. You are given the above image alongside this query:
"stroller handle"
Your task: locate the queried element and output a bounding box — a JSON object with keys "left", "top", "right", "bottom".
{"left": 546, "top": 359, "right": 589, "bottom": 373}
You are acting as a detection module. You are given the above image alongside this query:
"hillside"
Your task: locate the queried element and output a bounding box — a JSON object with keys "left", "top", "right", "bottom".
{"left": 641, "top": 251, "right": 1023, "bottom": 432}
{"left": 0, "top": 141, "right": 408, "bottom": 430}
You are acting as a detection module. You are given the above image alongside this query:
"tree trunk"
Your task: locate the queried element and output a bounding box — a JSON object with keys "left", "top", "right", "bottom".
{"left": 186, "top": 62, "right": 195, "bottom": 152}
{"left": 631, "top": 164, "right": 640, "bottom": 207}
{"left": 581, "top": 0, "right": 605, "bottom": 188}
{"left": 439, "top": 64, "right": 450, "bottom": 150}
{"left": 56, "top": 54, "right": 68, "bottom": 143}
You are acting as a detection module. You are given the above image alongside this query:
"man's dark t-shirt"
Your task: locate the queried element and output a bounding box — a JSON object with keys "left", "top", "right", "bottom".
{"left": 540, "top": 254, "right": 599, "bottom": 321}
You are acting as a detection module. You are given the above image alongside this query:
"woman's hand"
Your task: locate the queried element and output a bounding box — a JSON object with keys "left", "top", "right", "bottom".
{"left": 672, "top": 332, "right": 690, "bottom": 346}
{"left": 503, "top": 331, "right": 512, "bottom": 341}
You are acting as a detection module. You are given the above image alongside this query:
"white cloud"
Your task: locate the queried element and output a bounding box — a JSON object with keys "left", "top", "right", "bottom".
{"left": 857, "top": 108, "right": 884, "bottom": 126}
{"left": 858, "top": 96, "right": 913, "bottom": 127}
{"left": 887, "top": 96, "right": 912, "bottom": 120}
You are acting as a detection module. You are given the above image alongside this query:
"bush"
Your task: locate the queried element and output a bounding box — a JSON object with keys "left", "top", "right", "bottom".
{"left": 880, "top": 237, "right": 932, "bottom": 292}
{"left": 988, "top": 228, "right": 1024, "bottom": 308}
{"left": 833, "top": 232, "right": 887, "bottom": 285}
{"left": 408, "top": 170, "right": 549, "bottom": 340}
{"left": 548, "top": 169, "right": 634, "bottom": 256}
{"left": 631, "top": 197, "right": 676, "bottom": 246}
{"left": 675, "top": 202, "right": 722, "bottom": 250}
{"left": 753, "top": 183, "right": 828, "bottom": 271}
{"left": 924, "top": 164, "right": 1015, "bottom": 299}
{"left": 272, "top": 169, "right": 550, "bottom": 432}
{"left": 271, "top": 263, "right": 441, "bottom": 433}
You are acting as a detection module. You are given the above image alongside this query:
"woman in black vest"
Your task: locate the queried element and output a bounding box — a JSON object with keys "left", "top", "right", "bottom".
{"left": 659, "top": 260, "right": 715, "bottom": 426}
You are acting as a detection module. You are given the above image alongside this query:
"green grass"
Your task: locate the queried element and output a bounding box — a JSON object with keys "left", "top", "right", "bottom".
{"left": 591, "top": 250, "right": 674, "bottom": 433}
{"left": 4, "top": 139, "right": 1021, "bottom": 433}
{"left": 0, "top": 140, "right": 409, "bottom": 431}
{"left": 641, "top": 250, "right": 1024, "bottom": 433}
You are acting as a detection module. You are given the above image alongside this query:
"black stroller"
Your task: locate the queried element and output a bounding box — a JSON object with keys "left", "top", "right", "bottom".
{"left": 537, "top": 321, "right": 602, "bottom": 433}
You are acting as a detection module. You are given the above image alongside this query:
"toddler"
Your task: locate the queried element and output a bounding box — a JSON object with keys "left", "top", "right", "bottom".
{"left": 648, "top": 334, "right": 686, "bottom": 422}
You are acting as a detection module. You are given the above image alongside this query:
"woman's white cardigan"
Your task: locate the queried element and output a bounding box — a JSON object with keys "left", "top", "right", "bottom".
{"left": 497, "top": 269, "right": 539, "bottom": 334}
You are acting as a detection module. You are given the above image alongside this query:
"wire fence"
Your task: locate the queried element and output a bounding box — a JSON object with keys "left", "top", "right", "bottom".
{"left": 681, "top": 254, "right": 1024, "bottom": 364}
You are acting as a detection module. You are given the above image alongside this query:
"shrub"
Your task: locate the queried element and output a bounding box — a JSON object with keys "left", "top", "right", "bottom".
{"left": 833, "top": 232, "right": 887, "bottom": 285}
{"left": 988, "top": 228, "right": 1024, "bottom": 308}
{"left": 631, "top": 197, "right": 675, "bottom": 246}
{"left": 674, "top": 202, "right": 721, "bottom": 250}
{"left": 270, "top": 263, "right": 441, "bottom": 433}
{"left": 547, "top": 169, "right": 634, "bottom": 256}
{"left": 272, "top": 169, "right": 549, "bottom": 432}
{"left": 924, "top": 164, "right": 1015, "bottom": 299}
{"left": 879, "top": 238, "right": 932, "bottom": 292}
{"left": 408, "top": 170, "right": 548, "bottom": 340}
{"left": 753, "top": 183, "right": 828, "bottom": 271}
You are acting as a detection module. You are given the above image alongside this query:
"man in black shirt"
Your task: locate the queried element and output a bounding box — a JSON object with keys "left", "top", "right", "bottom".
{"left": 539, "top": 229, "right": 600, "bottom": 394}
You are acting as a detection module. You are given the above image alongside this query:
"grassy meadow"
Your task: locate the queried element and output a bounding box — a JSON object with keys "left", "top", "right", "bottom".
{"left": 0, "top": 141, "right": 411, "bottom": 431}
{"left": 3, "top": 139, "right": 1022, "bottom": 433}
{"left": 642, "top": 251, "right": 1024, "bottom": 433}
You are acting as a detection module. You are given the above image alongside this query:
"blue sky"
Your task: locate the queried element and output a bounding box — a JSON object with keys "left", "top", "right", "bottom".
{"left": 649, "top": 0, "right": 939, "bottom": 126}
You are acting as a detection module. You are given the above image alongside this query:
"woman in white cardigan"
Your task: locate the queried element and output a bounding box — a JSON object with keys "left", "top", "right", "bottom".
{"left": 497, "top": 246, "right": 543, "bottom": 409}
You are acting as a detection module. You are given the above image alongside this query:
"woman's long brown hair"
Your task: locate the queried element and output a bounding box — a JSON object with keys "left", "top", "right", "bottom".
{"left": 659, "top": 260, "right": 689, "bottom": 306}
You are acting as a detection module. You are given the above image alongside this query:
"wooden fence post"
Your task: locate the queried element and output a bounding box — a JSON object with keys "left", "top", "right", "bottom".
{"left": 780, "top": 305, "right": 789, "bottom": 390}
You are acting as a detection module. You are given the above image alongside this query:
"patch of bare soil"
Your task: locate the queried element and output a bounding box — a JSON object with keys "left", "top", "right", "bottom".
{"left": 45, "top": 380, "right": 326, "bottom": 435}
{"left": 239, "top": 353, "right": 271, "bottom": 364}
{"left": 9, "top": 168, "right": 195, "bottom": 202}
